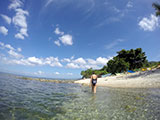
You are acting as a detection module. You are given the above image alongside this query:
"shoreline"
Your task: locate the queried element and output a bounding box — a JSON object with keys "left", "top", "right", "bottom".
{"left": 74, "top": 69, "right": 160, "bottom": 88}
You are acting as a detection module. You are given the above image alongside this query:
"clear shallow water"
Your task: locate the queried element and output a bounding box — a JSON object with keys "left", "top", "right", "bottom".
{"left": 0, "top": 73, "right": 160, "bottom": 120}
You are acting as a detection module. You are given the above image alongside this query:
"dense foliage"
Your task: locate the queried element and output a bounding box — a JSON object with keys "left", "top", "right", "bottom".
{"left": 107, "top": 48, "right": 147, "bottom": 74}
{"left": 152, "top": 2, "right": 160, "bottom": 16}
{"left": 81, "top": 48, "right": 159, "bottom": 78}
{"left": 107, "top": 57, "right": 129, "bottom": 75}
{"left": 81, "top": 68, "right": 107, "bottom": 78}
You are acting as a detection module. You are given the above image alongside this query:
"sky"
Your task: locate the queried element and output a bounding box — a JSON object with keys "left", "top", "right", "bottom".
{"left": 0, "top": 0, "right": 160, "bottom": 79}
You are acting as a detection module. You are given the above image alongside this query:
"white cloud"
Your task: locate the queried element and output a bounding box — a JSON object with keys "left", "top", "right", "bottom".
{"left": 0, "top": 41, "right": 112, "bottom": 70}
{"left": 105, "top": 39, "right": 125, "bottom": 49}
{"left": 17, "top": 48, "right": 22, "bottom": 52}
{"left": 50, "top": 62, "right": 62, "bottom": 67}
{"left": 61, "top": 56, "right": 105, "bottom": 69}
{"left": 87, "top": 57, "right": 110, "bottom": 66}
{"left": 84, "top": 64, "right": 100, "bottom": 69}
{"left": 54, "top": 40, "right": 61, "bottom": 46}
{"left": 3, "top": 56, "right": 63, "bottom": 67}
{"left": 45, "top": 0, "right": 54, "bottom": 7}
{"left": 27, "top": 57, "right": 43, "bottom": 65}
{"left": 53, "top": 26, "right": 73, "bottom": 46}
{"left": 15, "top": 8, "right": 29, "bottom": 16}
{"left": 13, "top": 56, "right": 63, "bottom": 67}
{"left": 0, "top": 42, "right": 24, "bottom": 60}
{"left": 126, "top": 1, "right": 133, "bottom": 8}
{"left": 15, "top": 33, "right": 24, "bottom": 39}
{"left": 0, "top": 26, "right": 8, "bottom": 36}
{"left": 0, "top": 43, "right": 64, "bottom": 67}
{"left": 45, "top": 57, "right": 63, "bottom": 67}
{"left": 8, "top": 50, "right": 23, "bottom": 58}
{"left": 73, "top": 57, "right": 86, "bottom": 64}
{"left": 34, "top": 71, "right": 44, "bottom": 75}
{"left": 8, "top": 0, "right": 23, "bottom": 10}
{"left": 10, "top": 0, "right": 29, "bottom": 40}
{"left": 138, "top": 14, "right": 159, "bottom": 31}
{"left": 61, "top": 58, "right": 71, "bottom": 62}
{"left": 0, "top": 42, "right": 4, "bottom": 47}
{"left": 20, "top": 28, "right": 28, "bottom": 37}
{"left": 12, "top": 9, "right": 28, "bottom": 28}
{"left": 0, "top": 43, "right": 5, "bottom": 50}
{"left": 65, "top": 56, "right": 111, "bottom": 69}
{"left": 0, "top": 42, "right": 22, "bottom": 52}
{"left": 66, "top": 63, "right": 79, "bottom": 69}
{"left": 87, "top": 58, "right": 97, "bottom": 65}
{"left": 5, "top": 44, "right": 15, "bottom": 50}
{"left": 96, "top": 57, "right": 109, "bottom": 65}
{"left": 54, "top": 27, "right": 64, "bottom": 35}
{"left": 55, "top": 72, "right": 60, "bottom": 75}
{"left": 59, "top": 34, "right": 73, "bottom": 46}
{"left": 1, "top": 53, "right": 112, "bottom": 70}
{"left": 0, "top": 14, "right": 11, "bottom": 24}
{"left": 112, "top": 6, "right": 120, "bottom": 13}
{"left": 6, "top": 58, "right": 34, "bottom": 66}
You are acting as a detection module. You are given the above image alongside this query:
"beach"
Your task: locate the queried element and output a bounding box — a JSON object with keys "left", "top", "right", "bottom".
{"left": 75, "top": 69, "right": 160, "bottom": 88}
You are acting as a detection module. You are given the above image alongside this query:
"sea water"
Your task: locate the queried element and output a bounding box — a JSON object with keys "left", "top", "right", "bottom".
{"left": 0, "top": 72, "right": 160, "bottom": 120}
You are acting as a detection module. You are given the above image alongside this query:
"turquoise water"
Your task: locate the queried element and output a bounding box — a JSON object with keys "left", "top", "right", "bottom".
{"left": 0, "top": 73, "right": 160, "bottom": 120}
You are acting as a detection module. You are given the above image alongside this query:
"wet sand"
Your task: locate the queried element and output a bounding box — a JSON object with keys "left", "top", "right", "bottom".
{"left": 75, "top": 69, "right": 160, "bottom": 88}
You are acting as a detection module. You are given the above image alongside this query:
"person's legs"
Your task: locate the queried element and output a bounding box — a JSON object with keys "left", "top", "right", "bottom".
{"left": 92, "top": 84, "right": 96, "bottom": 93}
{"left": 93, "top": 85, "right": 96, "bottom": 93}
{"left": 92, "top": 84, "right": 94, "bottom": 92}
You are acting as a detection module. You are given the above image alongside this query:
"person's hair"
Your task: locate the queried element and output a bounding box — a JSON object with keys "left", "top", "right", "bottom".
{"left": 92, "top": 71, "right": 95, "bottom": 74}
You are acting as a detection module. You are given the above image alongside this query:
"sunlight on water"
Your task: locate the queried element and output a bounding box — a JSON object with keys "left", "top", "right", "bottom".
{"left": 52, "top": 87, "right": 160, "bottom": 120}
{"left": 0, "top": 73, "right": 160, "bottom": 120}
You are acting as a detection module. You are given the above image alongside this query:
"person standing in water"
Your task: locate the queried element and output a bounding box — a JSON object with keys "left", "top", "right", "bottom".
{"left": 90, "top": 72, "right": 98, "bottom": 93}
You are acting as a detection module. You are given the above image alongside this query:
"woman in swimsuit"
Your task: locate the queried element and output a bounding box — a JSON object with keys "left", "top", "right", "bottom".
{"left": 90, "top": 73, "right": 98, "bottom": 93}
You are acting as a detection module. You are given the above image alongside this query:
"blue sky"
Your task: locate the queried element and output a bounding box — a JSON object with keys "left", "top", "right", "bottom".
{"left": 0, "top": 0, "right": 160, "bottom": 78}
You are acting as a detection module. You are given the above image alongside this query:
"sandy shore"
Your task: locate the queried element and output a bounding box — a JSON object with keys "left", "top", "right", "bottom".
{"left": 75, "top": 69, "right": 160, "bottom": 88}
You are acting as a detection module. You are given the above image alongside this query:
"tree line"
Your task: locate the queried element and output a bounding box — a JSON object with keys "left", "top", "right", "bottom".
{"left": 81, "top": 48, "right": 160, "bottom": 78}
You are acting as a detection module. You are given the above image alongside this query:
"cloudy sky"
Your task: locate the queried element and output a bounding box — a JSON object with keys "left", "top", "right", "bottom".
{"left": 0, "top": 0, "right": 160, "bottom": 78}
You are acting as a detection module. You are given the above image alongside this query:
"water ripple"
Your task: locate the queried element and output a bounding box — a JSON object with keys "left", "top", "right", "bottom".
{"left": 0, "top": 73, "right": 160, "bottom": 120}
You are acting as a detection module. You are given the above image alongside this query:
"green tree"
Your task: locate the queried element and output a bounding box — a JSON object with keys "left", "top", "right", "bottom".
{"left": 107, "top": 48, "right": 147, "bottom": 74}
{"left": 81, "top": 68, "right": 94, "bottom": 78}
{"left": 107, "top": 57, "right": 129, "bottom": 74}
{"left": 80, "top": 67, "right": 108, "bottom": 78}
{"left": 94, "top": 70, "right": 108, "bottom": 77}
{"left": 101, "top": 65, "right": 108, "bottom": 71}
{"left": 80, "top": 71, "right": 86, "bottom": 78}
{"left": 117, "top": 48, "right": 147, "bottom": 70}
{"left": 152, "top": 3, "right": 160, "bottom": 16}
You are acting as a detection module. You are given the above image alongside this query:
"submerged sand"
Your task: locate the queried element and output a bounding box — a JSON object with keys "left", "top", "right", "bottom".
{"left": 75, "top": 69, "right": 160, "bottom": 88}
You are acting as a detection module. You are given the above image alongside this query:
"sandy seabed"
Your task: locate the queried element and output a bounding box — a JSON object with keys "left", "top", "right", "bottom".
{"left": 75, "top": 69, "right": 160, "bottom": 88}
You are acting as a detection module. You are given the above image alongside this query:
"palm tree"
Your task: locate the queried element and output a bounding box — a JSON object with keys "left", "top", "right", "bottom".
{"left": 152, "top": 3, "right": 160, "bottom": 16}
